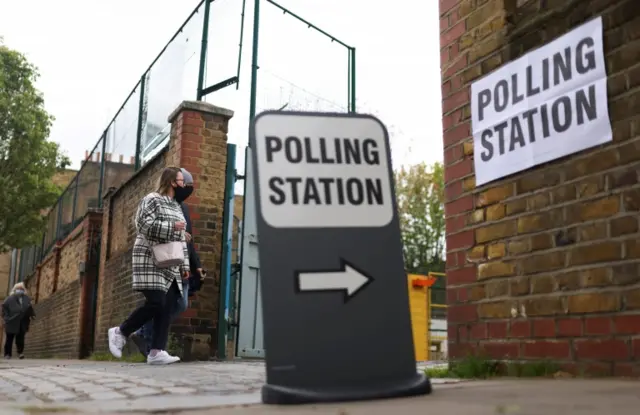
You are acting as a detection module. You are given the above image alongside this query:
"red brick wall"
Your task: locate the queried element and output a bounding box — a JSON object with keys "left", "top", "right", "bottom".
{"left": 37, "top": 250, "right": 58, "bottom": 302}
{"left": 21, "top": 212, "right": 102, "bottom": 358}
{"left": 94, "top": 101, "right": 232, "bottom": 360}
{"left": 441, "top": 0, "right": 640, "bottom": 375}
{"left": 24, "top": 281, "right": 82, "bottom": 358}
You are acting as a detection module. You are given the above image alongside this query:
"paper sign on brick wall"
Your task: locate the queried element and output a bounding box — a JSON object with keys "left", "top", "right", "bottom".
{"left": 471, "top": 16, "right": 612, "bottom": 187}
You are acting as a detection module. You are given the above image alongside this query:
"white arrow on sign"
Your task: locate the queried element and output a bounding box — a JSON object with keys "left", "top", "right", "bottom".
{"left": 296, "top": 261, "right": 373, "bottom": 300}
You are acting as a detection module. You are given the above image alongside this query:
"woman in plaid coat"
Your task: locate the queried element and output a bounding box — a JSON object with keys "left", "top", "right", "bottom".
{"left": 108, "top": 167, "right": 190, "bottom": 365}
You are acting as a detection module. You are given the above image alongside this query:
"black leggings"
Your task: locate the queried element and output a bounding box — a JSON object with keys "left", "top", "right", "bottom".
{"left": 4, "top": 330, "right": 25, "bottom": 356}
{"left": 119, "top": 280, "right": 180, "bottom": 350}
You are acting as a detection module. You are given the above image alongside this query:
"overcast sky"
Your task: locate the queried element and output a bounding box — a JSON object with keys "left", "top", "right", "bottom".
{"left": 0, "top": 0, "right": 443, "bottom": 188}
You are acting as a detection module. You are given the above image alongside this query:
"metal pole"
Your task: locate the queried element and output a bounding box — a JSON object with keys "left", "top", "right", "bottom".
{"left": 39, "top": 232, "right": 45, "bottom": 262}
{"left": 236, "top": 0, "right": 260, "bottom": 358}
{"left": 350, "top": 47, "right": 356, "bottom": 113}
{"left": 234, "top": 147, "right": 249, "bottom": 358}
{"left": 70, "top": 176, "right": 79, "bottom": 227}
{"left": 97, "top": 132, "right": 107, "bottom": 208}
{"left": 31, "top": 245, "right": 37, "bottom": 276}
{"left": 217, "top": 143, "right": 237, "bottom": 360}
{"left": 18, "top": 249, "right": 24, "bottom": 282}
{"left": 134, "top": 74, "right": 146, "bottom": 170}
{"left": 197, "top": 0, "right": 212, "bottom": 100}
{"left": 248, "top": 0, "right": 261, "bottom": 121}
{"left": 347, "top": 48, "right": 352, "bottom": 112}
{"left": 55, "top": 199, "right": 63, "bottom": 241}
{"left": 236, "top": 0, "right": 248, "bottom": 90}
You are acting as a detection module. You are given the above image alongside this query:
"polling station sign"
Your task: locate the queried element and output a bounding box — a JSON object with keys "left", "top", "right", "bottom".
{"left": 471, "top": 16, "right": 612, "bottom": 187}
{"left": 253, "top": 113, "right": 394, "bottom": 228}
{"left": 250, "top": 112, "right": 431, "bottom": 404}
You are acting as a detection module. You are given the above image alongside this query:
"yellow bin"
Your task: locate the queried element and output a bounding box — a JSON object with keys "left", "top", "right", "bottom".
{"left": 407, "top": 274, "right": 434, "bottom": 362}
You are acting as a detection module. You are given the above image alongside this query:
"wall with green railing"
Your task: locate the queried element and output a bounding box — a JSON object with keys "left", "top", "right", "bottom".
{"left": 13, "top": 0, "right": 208, "bottom": 282}
{"left": 11, "top": 0, "right": 357, "bottom": 284}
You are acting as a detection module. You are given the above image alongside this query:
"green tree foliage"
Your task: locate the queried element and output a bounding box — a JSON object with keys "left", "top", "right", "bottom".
{"left": 0, "top": 41, "right": 69, "bottom": 251}
{"left": 395, "top": 161, "right": 445, "bottom": 274}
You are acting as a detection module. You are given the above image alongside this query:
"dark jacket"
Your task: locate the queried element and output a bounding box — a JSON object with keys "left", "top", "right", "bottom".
{"left": 181, "top": 202, "right": 203, "bottom": 295}
{"left": 2, "top": 293, "right": 35, "bottom": 334}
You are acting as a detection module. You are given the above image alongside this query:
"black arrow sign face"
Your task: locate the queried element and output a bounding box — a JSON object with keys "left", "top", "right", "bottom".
{"left": 294, "top": 259, "right": 374, "bottom": 303}
{"left": 250, "top": 111, "right": 430, "bottom": 404}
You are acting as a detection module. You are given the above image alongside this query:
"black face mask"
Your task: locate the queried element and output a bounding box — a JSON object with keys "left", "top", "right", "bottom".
{"left": 174, "top": 185, "right": 194, "bottom": 203}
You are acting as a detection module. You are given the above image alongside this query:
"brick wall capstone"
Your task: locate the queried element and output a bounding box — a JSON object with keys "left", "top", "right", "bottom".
{"left": 441, "top": 0, "right": 640, "bottom": 376}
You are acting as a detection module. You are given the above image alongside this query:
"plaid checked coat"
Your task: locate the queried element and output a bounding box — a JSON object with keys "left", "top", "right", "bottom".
{"left": 132, "top": 192, "right": 189, "bottom": 294}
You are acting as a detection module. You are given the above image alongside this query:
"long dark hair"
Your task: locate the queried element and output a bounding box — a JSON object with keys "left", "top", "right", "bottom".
{"left": 156, "top": 167, "right": 181, "bottom": 196}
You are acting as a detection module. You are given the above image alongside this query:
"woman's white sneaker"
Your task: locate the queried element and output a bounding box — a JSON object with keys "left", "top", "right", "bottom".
{"left": 108, "top": 327, "right": 126, "bottom": 358}
{"left": 147, "top": 350, "right": 180, "bottom": 365}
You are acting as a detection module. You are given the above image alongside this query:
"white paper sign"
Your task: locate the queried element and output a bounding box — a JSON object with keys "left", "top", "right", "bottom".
{"left": 471, "top": 16, "right": 612, "bottom": 187}
{"left": 253, "top": 113, "right": 394, "bottom": 228}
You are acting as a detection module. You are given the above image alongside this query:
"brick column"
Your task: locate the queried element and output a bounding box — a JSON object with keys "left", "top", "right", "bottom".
{"left": 166, "top": 101, "right": 233, "bottom": 360}
{"left": 441, "top": 0, "right": 511, "bottom": 361}
{"left": 441, "top": 0, "right": 640, "bottom": 375}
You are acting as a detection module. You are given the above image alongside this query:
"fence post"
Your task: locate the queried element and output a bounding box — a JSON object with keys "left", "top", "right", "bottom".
{"left": 217, "top": 143, "right": 237, "bottom": 359}
{"left": 55, "top": 200, "right": 63, "bottom": 241}
{"left": 98, "top": 132, "right": 107, "bottom": 208}
{"left": 248, "top": 0, "right": 261, "bottom": 121}
{"left": 18, "top": 249, "right": 24, "bottom": 282}
{"left": 39, "top": 232, "right": 45, "bottom": 262}
{"left": 135, "top": 74, "right": 147, "bottom": 170}
{"left": 349, "top": 47, "right": 356, "bottom": 113}
{"left": 348, "top": 48, "right": 352, "bottom": 111}
{"left": 71, "top": 177, "right": 79, "bottom": 227}
{"left": 31, "top": 246, "right": 37, "bottom": 274}
{"left": 197, "top": 0, "right": 212, "bottom": 100}
{"left": 236, "top": 0, "right": 248, "bottom": 90}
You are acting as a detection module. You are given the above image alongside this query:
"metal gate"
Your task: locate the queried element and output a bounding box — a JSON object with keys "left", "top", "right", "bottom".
{"left": 236, "top": 148, "right": 265, "bottom": 358}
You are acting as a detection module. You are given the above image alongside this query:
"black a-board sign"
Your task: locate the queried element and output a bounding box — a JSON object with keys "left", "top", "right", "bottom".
{"left": 249, "top": 111, "right": 432, "bottom": 405}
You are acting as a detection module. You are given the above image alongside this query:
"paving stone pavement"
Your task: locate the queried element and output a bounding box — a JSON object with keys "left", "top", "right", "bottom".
{"left": 0, "top": 359, "right": 458, "bottom": 413}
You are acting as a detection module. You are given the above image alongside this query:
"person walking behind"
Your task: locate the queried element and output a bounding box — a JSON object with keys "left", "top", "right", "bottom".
{"left": 131, "top": 168, "right": 206, "bottom": 357}
{"left": 2, "top": 282, "right": 35, "bottom": 359}
{"left": 107, "top": 167, "right": 190, "bottom": 365}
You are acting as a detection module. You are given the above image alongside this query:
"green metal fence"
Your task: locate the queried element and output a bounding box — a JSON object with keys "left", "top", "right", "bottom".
{"left": 15, "top": 0, "right": 357, "bottom": 282}
{"left": 248, "top": 0, "right": 356, "bottom": 119}
{"left": 16, "top": 0, "right": 208, "bottom": 281}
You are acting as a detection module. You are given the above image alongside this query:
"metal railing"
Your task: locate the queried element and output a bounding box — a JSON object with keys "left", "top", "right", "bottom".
{"left": 16, "top": 0, "right": 209, "bottom": 279}
{"left": 17, "top": 0, "right": 357, "bottom": 282}
{"left": 248, "top": 0, "right": 356, "bottom": 119}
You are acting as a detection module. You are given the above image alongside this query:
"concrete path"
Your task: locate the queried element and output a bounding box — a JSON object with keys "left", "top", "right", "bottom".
{"left": 174, "top": 379, "right": 640, "bottom": 415}
{"left": 0, "top": 359, "right": 637, "bottom": 414}
{"left": 0, "top": 359, "right": 458, "bottom": 414}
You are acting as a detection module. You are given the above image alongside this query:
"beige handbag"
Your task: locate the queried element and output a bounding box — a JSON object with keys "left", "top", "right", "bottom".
{"left": 151, "top": 241, "right": 184, "bottom": 268}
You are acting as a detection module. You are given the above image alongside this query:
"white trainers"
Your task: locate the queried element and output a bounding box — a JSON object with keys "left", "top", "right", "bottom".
{"left": 108, "top": 327, "right": 126, "bottom": 358}
{"left": 147, "top": 350, "right": 180, "bottom": 365}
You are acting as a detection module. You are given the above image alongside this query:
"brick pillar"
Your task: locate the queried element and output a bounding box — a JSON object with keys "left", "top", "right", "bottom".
{"left": 441, "top": 0, "right": 640, "bottom": 375}
{"left": 441, "top": 0, "right": 511, "bottom": 361}
{"left": 166, "top": 101, "right": 233, "bottom": 360}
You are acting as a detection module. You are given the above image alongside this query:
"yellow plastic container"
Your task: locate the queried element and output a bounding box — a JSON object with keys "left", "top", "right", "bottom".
{"left": 407, "top": 274, "right": 432, "bottom": 362}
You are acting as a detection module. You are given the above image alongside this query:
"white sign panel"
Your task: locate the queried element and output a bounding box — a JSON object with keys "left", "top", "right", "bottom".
{"left": 253, "top": 113, "right": 394, "bottom": 228}
{"left": 471, "top": 16, "right": 612, "bottom": 187}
